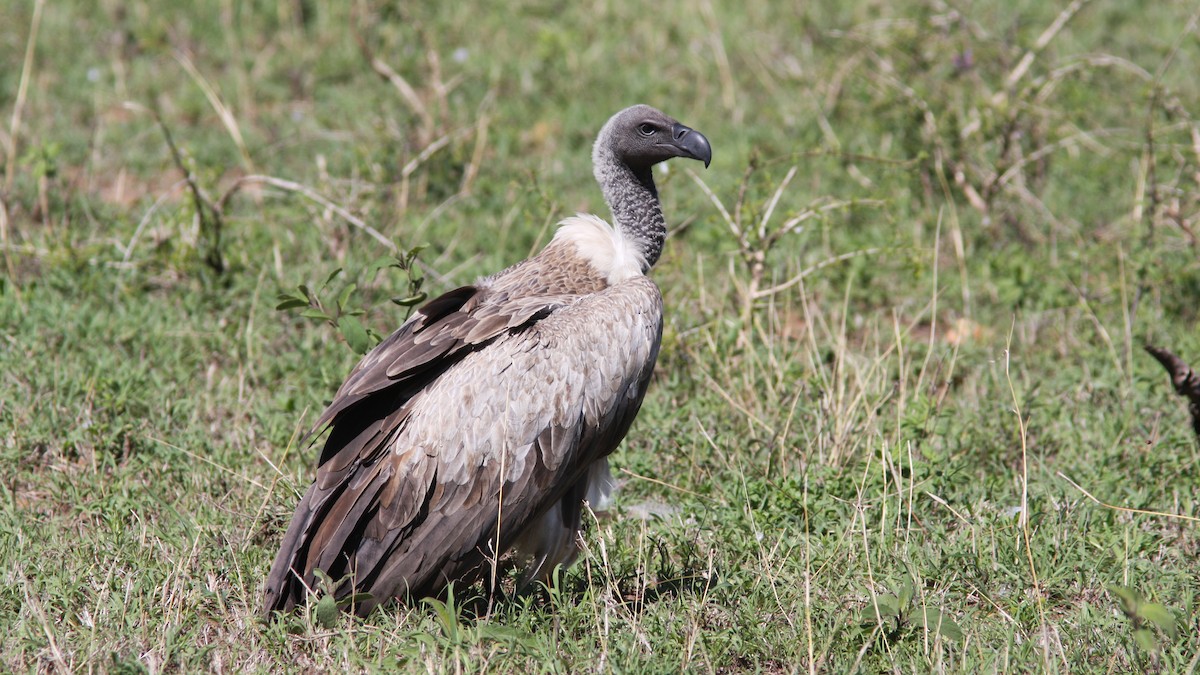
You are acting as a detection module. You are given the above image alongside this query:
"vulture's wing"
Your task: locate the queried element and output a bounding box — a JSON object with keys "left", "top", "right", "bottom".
{"left": 263, "top": 276, "right": 662, "bottom": 616}
{"left": 310, "top": 283, "right": 574, "bottom": 448}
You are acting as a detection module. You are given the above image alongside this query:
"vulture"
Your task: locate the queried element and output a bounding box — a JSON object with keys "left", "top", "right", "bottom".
{"left": 263, "top": 105, "right": 712, "bottom": 617}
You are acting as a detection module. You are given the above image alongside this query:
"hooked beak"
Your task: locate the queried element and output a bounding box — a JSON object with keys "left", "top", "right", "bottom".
{"left": 669, "top": 122, "right": 712, "bottom": 168}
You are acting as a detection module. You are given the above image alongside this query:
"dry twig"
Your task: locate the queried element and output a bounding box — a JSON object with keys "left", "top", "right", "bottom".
{"left": 1145, "top": 345, "right": 1200, "bottom": 440}
{"left": 4, "top": 0, "right": 45, "bottom": 195}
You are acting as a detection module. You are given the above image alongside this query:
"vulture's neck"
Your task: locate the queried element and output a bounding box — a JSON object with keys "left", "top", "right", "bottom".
{"left": 594, "top": 147, "right": 666, "bottom": 272}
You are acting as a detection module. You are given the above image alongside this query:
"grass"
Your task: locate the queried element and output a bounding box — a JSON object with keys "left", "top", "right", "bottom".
{"left": 2, "top": 0, "right": 1199, "bottom": 671}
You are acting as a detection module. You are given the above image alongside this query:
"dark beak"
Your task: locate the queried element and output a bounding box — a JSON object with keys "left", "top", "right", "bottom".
{"left": 670, "top": 123, "right": 712, "bottom": 168}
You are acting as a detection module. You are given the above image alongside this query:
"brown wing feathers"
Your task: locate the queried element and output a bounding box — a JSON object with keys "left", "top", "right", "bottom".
{"left": 265, "top": 285, "right": 565, "bottom": 613}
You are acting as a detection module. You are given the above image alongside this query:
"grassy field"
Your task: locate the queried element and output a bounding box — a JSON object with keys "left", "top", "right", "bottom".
{"left": 3, "top": 0, "right": 1200, "bottom": 671}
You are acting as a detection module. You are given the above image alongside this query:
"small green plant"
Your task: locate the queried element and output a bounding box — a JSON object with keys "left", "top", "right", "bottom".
{"left": 18, "top": 141, "right": 61, "bottom": 226}
{"left": 275, "top": 244, "right": 427, "bottom": 355}
{"left": 21, "top": 141, "right": 60, "bottom": 181}
{"left": 371, "top": 243, "right": 430, "bottom": 315}
{"left": 860, "top": 576, "right": 963, "bottom": 645}
{"left": 304, "top": 569, "right": 374, "bottom": 628}
{"left": 396, "top": 586, "right": 541, "bottom": 668}
{"left": 1107, "top": 584, "right": 1178, "bottom": 657}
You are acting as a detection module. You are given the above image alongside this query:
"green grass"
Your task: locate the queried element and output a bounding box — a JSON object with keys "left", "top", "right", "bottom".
{"left": 3, "top": 0, "right": 1200, "bottom": 671}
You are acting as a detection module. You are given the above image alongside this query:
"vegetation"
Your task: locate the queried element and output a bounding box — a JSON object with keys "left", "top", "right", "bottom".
{"left": 3, "top": 0, "right": 1198, "bottom": 671}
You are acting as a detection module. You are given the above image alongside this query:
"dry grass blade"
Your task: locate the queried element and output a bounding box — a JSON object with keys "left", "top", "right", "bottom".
{"left": 459, "top": 90, "right": 496, "bottom": 196}
{"left": 119, "top": 179, "right": 189, "bottom": 265}
{"left": 1152, "top": 4, "right": 1200, "bottom": 81}
{"left": 685, "top": 168, "right": 735, "bottom": 232}
{"left": 22, "top": 575, "right": 68, "bottom": 673}
{"left": 401, "top": 127, "right": 473, "bottom": 180}
{"left": 1003, "top": 332, "right": 1052, "bottom": 669}
{"left": 219, "top": 174, "right": 396, "bottom": 253}
{"left": 148, "top": 436, "right": 267, "bottom": 491}
{"left": 617, "top": 468, "right": 703, "bottom": 498}
{"left": 4, "top": 0, "right": 45, "bottom": 195}
{"left": 999, "top": 0, "right": 1092, "bottom": 97}
{"left": 174, "top": 50, "right": 255, "bottom": 172}
{"left": 756, "top": 165, "right": 797, "bottom": 241}
{"left": 363, "top": 51, "right": 433, "bottom": 137}
{"left": 0, "top": 189, "right": 15, "bottom": 292}
{"left": 1058, "top": 472, "right": 1200, "bottom": 523}
{"left": 753, "top": 247, "right": 884, "bottom": 299}
{"left": 698, "top": 0, "right": 739, "bottom": 124}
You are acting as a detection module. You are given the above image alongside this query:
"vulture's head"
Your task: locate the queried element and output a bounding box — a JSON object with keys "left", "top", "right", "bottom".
{"left": 595, "top": 105, "right": 712, "bottom": 173}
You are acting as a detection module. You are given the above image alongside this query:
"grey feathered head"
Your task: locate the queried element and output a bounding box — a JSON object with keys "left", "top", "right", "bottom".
{"left": 593, "top": 105, "right": 712, "bottom": 173}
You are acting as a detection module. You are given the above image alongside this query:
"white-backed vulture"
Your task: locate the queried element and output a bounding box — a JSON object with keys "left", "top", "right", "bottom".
{"left": 262, "top": 105, "right": 712, "bottom": 617}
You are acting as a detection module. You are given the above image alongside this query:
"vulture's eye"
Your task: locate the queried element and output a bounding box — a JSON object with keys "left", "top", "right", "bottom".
{"left": 638, "top": 123, "right": 656, "bottom": 137}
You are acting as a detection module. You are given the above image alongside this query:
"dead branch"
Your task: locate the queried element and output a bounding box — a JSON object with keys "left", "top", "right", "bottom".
{"left": 146, "top": 104, "right": 226, "bottom": 274}
{"left": 219, "top": 174, "right": 396, "bottom": 253}
{"left": 1145, "top": 345, "right": 1200, "bottom": 440}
